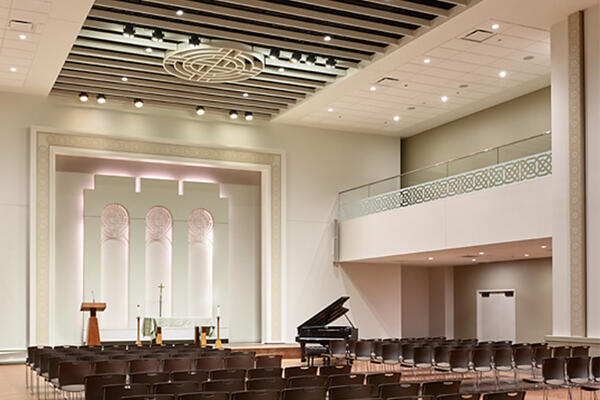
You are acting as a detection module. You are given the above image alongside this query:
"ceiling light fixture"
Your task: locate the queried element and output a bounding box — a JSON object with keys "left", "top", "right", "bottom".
{"left": 541, "top": 245, "right": 547, "bottom": 249}
{"left": 19, "top": 34, "right": 27, "bottom": 40}
{"left": 424, "top": 58, "right": 431, "bottom": 64}
{"left": 9, "top": 67, "right": 17, "bottom": 72}
{"left": 79, "top": 92, "right": 89, "bottom": 102}
{"left": 491, "top": 23, "right": 500, "bottom": 30}
{"left": 479, "top": 251, "right": 485, "bottom": 255}
{"left": 524, "top": 253, "right": 530, "bottom": 257}
{"left": 229, "top": 110, "right": 239, "bottom": 119}
{"left": 145, "top": 47, "right": 153, "bottom": 53}
{"left": 123, "top": 23, "right": 135, "bottom": 38}
{"left": 472, "top": 258, "right": 477, "bottom": 262}
{"left": 328, "top": 108, "right": 334, "bottom": 112}
{"left": 324, "top": 35, "right": 332, "bottom": 42}
{"left": 393, "top": 115, "right": 400, "bottom": 121}
{"left": 269, "top": 48, "right": 280, "bottom": 60}
{"left": 291, "top": 51, "right": 302, "bottom": 63}
{"left": 278, "top": 67, "right": 285, "bottom": 72}
{"left": 176, "top": 9, "right": 184, "bottom": 16}
{"left": 441, "top": 95, "right": 448, "bottom": 102}
{"left": 243, "top": 92, "right": 249, "bottom": 97}
{"left": 96, "top": 94, "right": 106, "bottom": 104}
{"left": 428, "top": 257, "right": 434, "bottom": 261}
{"left": 151, "top": 28, "right": 164, "bottom": 42}
{"left": 134, "top": 99, "right": 144, "bottom": 108}
{"left": 325, "top": 57, "right": 336, "bottom": 69}
{"left": 196, "top": 106, "right": 205, "bottom": 116}
{"left": 121, "top": 76, "right": 129, "bottom": 82}
{"left": 306, "top": 54, "right": 317, "bottom": 65}
{"left": 189, "top": 34, "right": 201, "bottom": 47}
{"left": 499, "top": 70, "right": 507, "bottom": 78}
{"left": 245, "top": 112, "right": 253, "bottom": 121}
{"left": 370, "top": 86, "right": 377, "bottom": 92}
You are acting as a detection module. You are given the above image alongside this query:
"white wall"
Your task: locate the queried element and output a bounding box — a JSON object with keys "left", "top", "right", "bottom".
{"left": 401, "top": 266, "right": 430, "bottom": 338}
{"left": 339, "top": 176, "right": 552, "bottom": 262}
{"left": 0, "top": 93, "right": 400, "bottom": 349}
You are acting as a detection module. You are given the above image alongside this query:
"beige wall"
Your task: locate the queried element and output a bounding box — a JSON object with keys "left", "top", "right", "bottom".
{"left": 401, "top": 266, "right": 430, "bottom": 337}
{"left": 401, "top": 87, "right": 551, "bottom": 172}
{"left": 453, "top": 258, "right": 552, "bottom": 343}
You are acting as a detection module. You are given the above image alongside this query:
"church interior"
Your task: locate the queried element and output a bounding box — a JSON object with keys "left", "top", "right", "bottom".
{"left": 1, "top": 0, "right": 599, "bottom": 399}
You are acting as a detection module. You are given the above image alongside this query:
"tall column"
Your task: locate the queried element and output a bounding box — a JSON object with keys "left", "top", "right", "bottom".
{"left": 550, "top": 11, "right": 586, "bottom": 338}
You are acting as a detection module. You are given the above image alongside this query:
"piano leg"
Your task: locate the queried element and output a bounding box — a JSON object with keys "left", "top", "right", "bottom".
{"left": 300, "top": 342, "right": 307, "bottom": 363}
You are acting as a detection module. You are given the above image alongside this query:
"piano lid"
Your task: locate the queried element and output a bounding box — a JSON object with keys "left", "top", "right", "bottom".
{"left": 298, "top": 296, "right": 351, "bottom": 328}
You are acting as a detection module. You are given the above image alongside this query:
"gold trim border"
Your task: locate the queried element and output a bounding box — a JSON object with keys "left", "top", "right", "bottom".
{"left": 34, "top": 131, "right": 282, "bottom": 344}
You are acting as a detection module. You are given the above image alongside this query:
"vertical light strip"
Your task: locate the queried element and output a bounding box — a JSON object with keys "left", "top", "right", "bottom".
{"left": 568, "top": 11, "right": 587, "bottom": 337}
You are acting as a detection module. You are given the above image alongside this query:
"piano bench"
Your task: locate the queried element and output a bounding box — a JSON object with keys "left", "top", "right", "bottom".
{"left": 306, "top": 346, "right": 328, "bottom": 366}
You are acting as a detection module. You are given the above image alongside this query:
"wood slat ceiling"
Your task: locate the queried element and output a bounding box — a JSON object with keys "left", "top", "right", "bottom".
{"left": 51, "top": 0, "right": 468, "bottom": 119}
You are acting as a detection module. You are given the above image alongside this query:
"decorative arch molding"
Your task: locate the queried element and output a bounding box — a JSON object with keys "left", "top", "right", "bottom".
{"left": 188, "top": 208, "right": 214, "bottom": 317}
{"left": 31, "top": 129, "right": 284, "bottom": 345}
{"left": 145, "top": 206, "right": 174, "bottom": 317}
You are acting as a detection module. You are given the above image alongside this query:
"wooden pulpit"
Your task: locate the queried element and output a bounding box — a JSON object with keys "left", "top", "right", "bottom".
{"left": 81, "top": 302, "right": 106, "bottom": 347}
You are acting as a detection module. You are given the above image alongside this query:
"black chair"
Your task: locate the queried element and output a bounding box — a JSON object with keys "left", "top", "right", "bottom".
{"left": 170, "top": 370, "right": 209, "bottom": 383}
{"left": 328, "top": 374, "right": 366, "bottom": 387}
{"left": 380, "top": 343, "right": 400, "bottom": 371}
{"left": 130, "top": 359, "right": 162, "bottom": 374}
{"left": 84, "top": 373, "right": 126, "bottom": 400}
{"left": 282, "top": 386, "right": 327, "bottom": 400}
{"left": 365, "top": 373, "right": 401, "bottom": 386}
{"left": 553, "top": 346, "right": 571, "bottom": 359}
{"left": 57, "top": 360, "right": 93, "bottom": 398}
{"left": 246, "top": 377, "right": 286, "bottom": 390}
{"left": 225, "top": 356, "right": 255, "bottom": 369}
{"left": 102, "top": 383, "right": 150, "bottom": 400}
{"left": 255, "top": 355, "right": 283, "bottom": 368}
{"left": 121, "top": 395, "right": 175, "bottom": 400}
{"left": 196, "top": 357, "right": 225, "bottom": 371}
{"left": 202, "top": 379, "right": 245, "bottom": 393}
{"left": 329, "top": 384, "right": 375, "bottom": 400}
{"left": 481, "top": 392, "right": 525, "bottom": 400}
{"left": 330, "top": 340, "right": 350, "bottom": 365}
{"left": 378, "top": 383, "right": 419, "bottom": 400}
{"left": 210, "top": 368, "right": 247, "bottom": 381}
{"left": 472, "top": 348, "right": 493, "bottom": 389}
{"left": 436, "top": 394, "right": 481, "bottom": 400}
{"left": 532, "top": 347, "right": 552, "bottom": 378}
{"left": 284, "top": 366, "right": 317, "bottom": 378}
{"left": 492, "top": 348, "right": 515, "bottom": 388}
{"left": 422, "top": 381, "right": 461, "bottom": 398}
{"left": 320, "top": 365, "right": 352, "bottom": 377}
{"left": 130, "top": 372, "right": 171, "bottom": 384}
{"left": 248, "top": 368, "right": 283, "bottom": 379}
{"left": 512, "top": 346, "right": 533, "bottom": 383}
{"left": 94, "top": 360, "right": 129, "bottom": 375}
{"left": 413, "top": 346, "right": 433, "bottom": 370}
{"left": 155, "top": 381, "right": 202, "bottom": 395}
{"left": 434, "top": 346, "right": 452, "bottom": 369}
{"left": 177, "top": 393, "right": 229, "bottom": 400}
{"left": 286, "top": 375, "right": 327, "bottom": 388}
{"left": 163, "top": 358, "right": 195, "bottom": 373}
{"left": 231, "top": 390, "right": 281, "bottom": 400}
{"left": 572, "top": 346, "right": 590, "bottom": 357}
{"left": 566, "top": 356, "right": 590, "bottom": 399}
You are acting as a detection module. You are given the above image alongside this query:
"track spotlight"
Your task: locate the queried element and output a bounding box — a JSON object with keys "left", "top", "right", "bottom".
{"left": 96, "top": 94, "right": 106, "bottom": 104}
{"left": 325, "top": 57, "right": 336, "bottom": 69}
{"left": 306, "top": 54, "right": 317, "bottom": 65}
{"left": 269, "top": 48, "right": 280, "bottom": 60}
{"left": 291, "top": 51, "right": 302, "bottom": 63}
{"left": 123, "top": 23, "right": 135, "bottom": 38}
{"left": 229, "top": 110, "right": 239, "bottom": 119}
{"left": 189, "top": 34, "right": 201, "bottom": 47}
{"left": 151, "top": 28, "right": 164, "bottom": 42}
{"left": 196, "top": 106, "right": 206, "bottom": 116}
{"left": 245, "top": 112, "right": 253, "bottom": 121}
{"left": 134, "top": 99, "right": 144, "bottom": 108}
{"left": 79, "top": 92, "right": 89, "bottom": 102}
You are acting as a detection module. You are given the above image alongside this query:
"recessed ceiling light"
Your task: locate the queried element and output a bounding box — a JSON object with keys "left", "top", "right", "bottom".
{"left": 196, "top": 106, "right": 205, "bottom": 116}
{"left": 243, "top": 92, "right": 249, "bottom": 97}
{"left": 370, "top": 86, "right": 377, "bottom": 92}
{"left": 291, "top": 51, "right": 302, "bottom": 63}
{"left": 541, "top": 245, "right": 547, "bottom": 249}
{"left": 393, "top": 115, "right": 400, "bottom": 122}
{"left": 428, "top": 257, "right": 434, "bottom": 261}
{"left": 407, "top": 106, "right": 416, "bottom": 110}
{"left": 145, "top": 47, "right": 153, "bottom": 53}
{"left": 245, "top": 112, "right": 253, "bottom": 121}
{"left": 229, "top": 110, "right": 239, "bottom": 119}
{"left": 189, "top": 34, "right": 201, "bottom": 47}
{"left": 121, "top": 76, "right": 128, "bottom": 82}
{"left": 176, "top": 9, "right": 184, "bottom": 16}
{"left": 327, "top": 108, "right": 334, "bottom": 112}
{"left": 523, "top": 55, "right": 535, "bottom": 61}
{"left": 19, "top": 34, "right": 27, "bottom": 40}
{"left": 278, "top": 67, "right": 285, "bottom": 72}
{"left": 324, "top": 35, "right": 332, "bottom": 42}
{"left": 424, "top": 58, "right": 431, "bottom": 64}
{"left": 151, "top": 28, "right": 164, "bottom": 42}
{"left": 306, "top": 54, "right": 317, "bottom": 65}
{"left": 9, "top": 67, "right": 17, "bottom": 72}
{"left": 123, "top": 23, "right": 135, "bottom": 38}
{"left": 472, "top": 258, "right": 477, "bottom": 262}
{"left": 479, "top": 251, "right": 485, "bottom": 255}
{"left": 499, "top": 70, "right": 507, "bottom": 78}
{"left": 492, "top": 23, "right": 500, "bottom": 30}
{"left": 134, "top": 98, "right": 144, "bottom": 108}
{"left": 325, "top": 57, "right": 336, "bottom": 69}
{"left": 459, "top": 84, "right": 469, "bottom": 88}
{"left": 524, "top": 254, "right": 530, "bottom": 257}
{"left": 96, "top": 94, "right": 106, "bottom": 104}
{"left": 79, "top": 92, "right": 89, "bottom": 102}
{"left": 441, "top": 96, "right": 448, "bottom": 102}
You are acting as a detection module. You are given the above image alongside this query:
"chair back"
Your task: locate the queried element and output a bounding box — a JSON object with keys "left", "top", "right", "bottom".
{"left": 436, "top": 394, "right": 481, "bottom": 400}
{"left": 422, "top": 381, "right": 461, "bottom": 397}
{"left": 566, "top": 357, "right": 590, "bottom": 381}
{"left": 382, "top": 343, "right": 400, "bottom": 364}
{"left": 170, "top": 370, "right": 209, "bottom": 383}
{"left": 434, "top": 346, "right": 451, "bottom": 366}
{"left": 572, "top": 346, "right": 590, "bottom": 357}
{"left": 542, "top": 357, "right": 566, "bottom": 382}
{"left": 592, "top": 356, "right": 600, "bottom": 381}
{"left": 493, "top": 348, "right": 513, "bottom": 368}
{"left": 94, "top": 360, "right": 128, "bottom": 374}
{"left": 177, "top": 393, "right": 228, "bottom": 400}
{"left": 481, "top": 392, "right": 525, "bottom": 400}
{"left": 378, "top": 382, "right": 419, "bottom": 399}
{"left": 327, "top": 374, "right": 365, "bottom": 387}
{"left": 130, "top": 359, "right": 161, "bottom": 374}
{"left": 210, "top": 368, "right": 246, "bottom": 380}
{"left": 58, "top": 360, "right": 93, "bottom": 387}
{"left": 319, "top": 364, "right": 352, "bottom": 376}
{"left": 472, "top": 348, "right": 492, "bottom": 369}
{"left": 553, "top": 346, "right": 571, "bottom": 359}
{"left": 284, "top": 365, "right": 317, "bottom": 378}
{"left": 248, "top": 367, "right": 283, "bottom": 379}
{"left": 130, "top": 372, "right": 170, "bottom": 384}
{"left": 330, "top": 340, "right": 348, "bottom": 358}
{"left": 533, "top": 347, "right": 552, "bottom": 368}
{"left": 154, "top": 381, "right": 201, "bottom": 395}
{"left": 448, "top": 349, "right": 469, "bottom": 371}
{"left": 225, "top": 355, "right": 254, "bottom": 369}
{"left": 512, "top": 346, "right": 533, "bottom": 367}
{"left": 102, "top": 383, "right": 149, "bottom": 400}
{"left": 401, "top": 344, "right": 414, "bottom": 361}
{"left": 282, "top": 386, "right": 327, "bottom": 400}
{"left": 255, "top": 355, "right": 283, "bottom": 368}
{"left": 414, "top": 346, "right": 433, "bottom": 367}
{"left": 232, "top": 390, "right": 281, "bottom": 400}
{"left": 162, "top": 358, "right": 194, "bottom": 373}
{"left": 286, "top": 375, "right": 327, "bottom": 388}
{"left": 246, "top": 377, "right": 286, "bottom": 391}
{"left": 329, "top": 384, "right": 374, "bottom": 400}
{"left": 355, "top": 341, "right": 373, "bottom": 361}
{"left": 365, "top": 372, "right": 401, "bottom": 386}
{"left": 84, "top": 374, "right": 126, "bottom": 400}
{"left": 196, "top": 357, "right": 225, "bottom": 371}
{"left": 202, "top": 379, "right": 245, "bottom": 393}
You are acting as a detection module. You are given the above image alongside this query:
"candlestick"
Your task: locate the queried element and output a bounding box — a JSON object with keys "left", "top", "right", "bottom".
{"left": 215, "top": 316, "right": 222, "bottom": 349}
{"left": 136, "top": 316, "right": 141, "bottom": 347}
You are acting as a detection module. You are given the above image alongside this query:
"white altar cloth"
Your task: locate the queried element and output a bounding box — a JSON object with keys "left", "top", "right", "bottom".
{"left": 142, "top": 317, "right": 216, "bottom": 338}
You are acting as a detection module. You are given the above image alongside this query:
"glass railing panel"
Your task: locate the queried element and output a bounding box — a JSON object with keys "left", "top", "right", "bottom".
{"left": 368, "top": 176, "right": 401, "bottom": 197}
{"left": 401, "top": 164, "right": 447, "bottom": 188}
{"left": 498, "top": 133, "right": 551, "bottom": 163}
{"left": 339, "top": 185, "right": 369, "bottom": 207}
{"left": 447, "top": 149, "right": 498, "bottom": 176}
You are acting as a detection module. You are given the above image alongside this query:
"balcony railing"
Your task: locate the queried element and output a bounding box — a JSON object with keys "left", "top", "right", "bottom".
{"left": 338, "top": 132, "right": 552, "bottom": 221}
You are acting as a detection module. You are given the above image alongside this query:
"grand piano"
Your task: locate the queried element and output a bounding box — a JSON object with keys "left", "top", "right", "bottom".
{"left": 295, "top": 296, "right": 358, "bottom": 362}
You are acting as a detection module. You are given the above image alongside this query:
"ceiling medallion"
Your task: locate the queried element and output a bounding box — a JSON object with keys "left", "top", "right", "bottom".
{"left": 163, "top": 40, "right": 265, "bottom": 83}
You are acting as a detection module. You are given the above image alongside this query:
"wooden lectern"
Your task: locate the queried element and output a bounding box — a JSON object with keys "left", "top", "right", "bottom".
{"left": 81, "top": 302, "right": 106, "bottom": 347}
